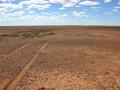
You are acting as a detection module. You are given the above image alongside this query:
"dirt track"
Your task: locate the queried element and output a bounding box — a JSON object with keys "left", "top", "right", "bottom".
{"left": 0, "top": 26, "right": 120, "bottom": 90}
{"left": 5, "top": 42, "right": 49, "bottom": 90}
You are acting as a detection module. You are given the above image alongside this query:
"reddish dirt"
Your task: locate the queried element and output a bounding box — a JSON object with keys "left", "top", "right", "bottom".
{"left": 0, "top": 26, "right": 120, "bottom": 90}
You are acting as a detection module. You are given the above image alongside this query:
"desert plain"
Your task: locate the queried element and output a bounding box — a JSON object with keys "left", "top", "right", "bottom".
{"left": 0, "top": 26, "right": 120, "bottom": 90}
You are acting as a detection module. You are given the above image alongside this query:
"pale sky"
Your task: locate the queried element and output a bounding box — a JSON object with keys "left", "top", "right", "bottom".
{"left": 0, "top": 0, "right": 120, "bottom": 26}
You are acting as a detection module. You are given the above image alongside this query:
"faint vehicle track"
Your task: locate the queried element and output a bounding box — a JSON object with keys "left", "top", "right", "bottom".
{"left": 4, "top": 42, "right": 49, "bottom": 90}
{"left": 0, "top": 41, "right": 35, "bottom": 62}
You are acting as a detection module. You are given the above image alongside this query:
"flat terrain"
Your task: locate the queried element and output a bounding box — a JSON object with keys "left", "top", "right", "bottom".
{"left": 0, "top": 26, "right": 120, "bottom": 90}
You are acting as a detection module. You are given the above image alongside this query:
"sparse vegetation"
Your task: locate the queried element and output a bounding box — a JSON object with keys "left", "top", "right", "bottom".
{"left": 77, "top": 33, "right": 107, "bottom": 38}
{"left": 20, "top": 30, "right": 55, "bottom": 38}
{"left": 0, "top": 33, "right": 18, "bottom": 37}
{"left": 0, "top": 30, "right": 55, "bottom": 38}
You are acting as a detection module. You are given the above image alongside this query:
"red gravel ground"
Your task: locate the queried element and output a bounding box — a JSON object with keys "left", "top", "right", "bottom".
{"left": 0, "top": 26, "right": 120, "bottom": 90}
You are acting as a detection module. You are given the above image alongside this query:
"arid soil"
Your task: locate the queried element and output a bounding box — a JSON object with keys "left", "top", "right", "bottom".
{"left": 0, "top": 26, "right": 120, "bottom": 90}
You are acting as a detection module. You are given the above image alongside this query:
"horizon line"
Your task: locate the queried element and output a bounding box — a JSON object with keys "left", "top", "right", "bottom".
{"left": 0, "top": 25, "right": 120, "bottom": 27}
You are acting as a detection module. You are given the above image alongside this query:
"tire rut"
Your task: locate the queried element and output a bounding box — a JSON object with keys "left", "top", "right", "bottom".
{"left": 0, "top": 42, "right": 33, "bottom": 62}
{"left": 4, "top": 42, "right": 49, "bottom": 90}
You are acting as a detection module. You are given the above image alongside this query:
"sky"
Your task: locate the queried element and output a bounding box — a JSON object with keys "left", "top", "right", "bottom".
{"left": 0, "top": 0, "right": 120, "bottom": 26}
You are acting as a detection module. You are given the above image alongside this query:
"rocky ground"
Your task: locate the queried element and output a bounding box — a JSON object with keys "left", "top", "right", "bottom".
{"left": 0, "top": 26, "right": 120, "bottom": 90}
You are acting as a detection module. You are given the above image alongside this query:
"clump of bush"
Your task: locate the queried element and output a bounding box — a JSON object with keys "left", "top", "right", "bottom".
{"left": 19, "top": 30, "right": 55, "bottom": 38}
